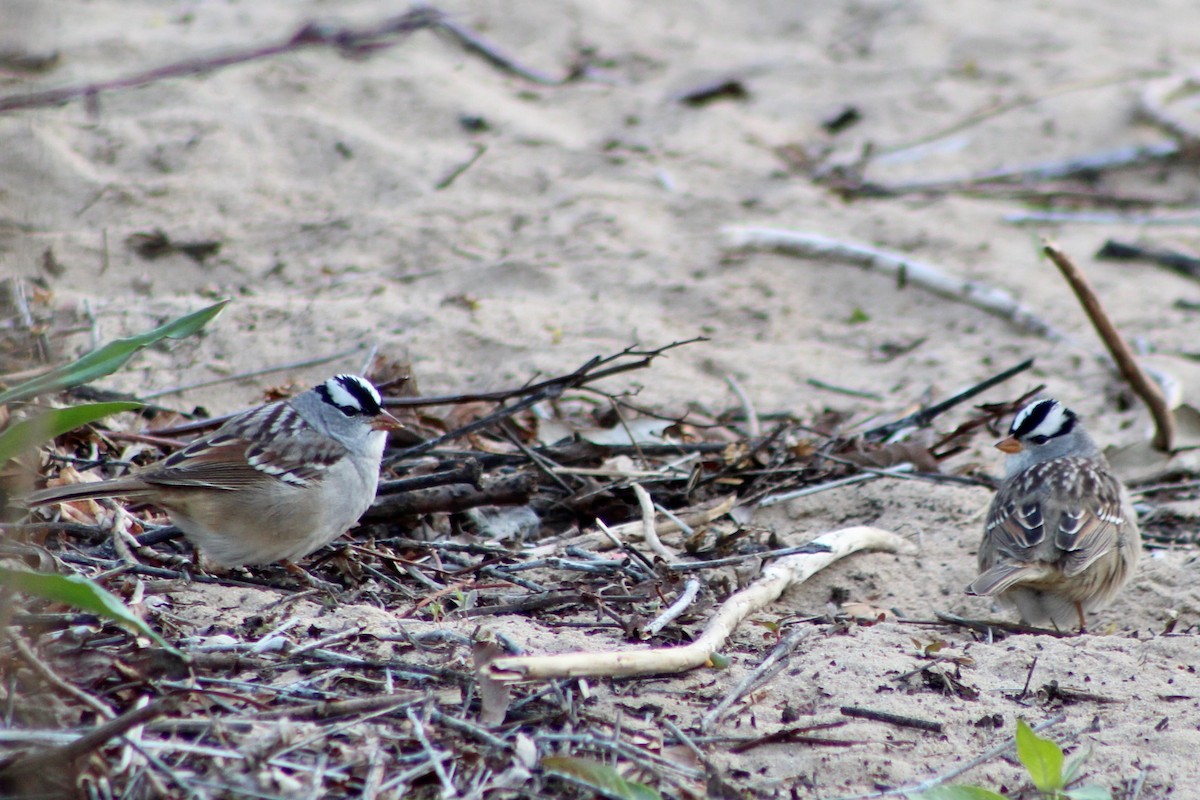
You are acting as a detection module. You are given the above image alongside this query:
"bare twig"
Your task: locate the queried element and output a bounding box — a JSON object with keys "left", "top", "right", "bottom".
{"left": 725, "top": 375, "right": 761, "bottom": 437}
{"left": 362, "top": 473, "right": 535, "bottom": 519}
{"left": 0, "top": 9, "right": 440, "bottom": 114}
{"left": 758, "top": 464, "right": 914, "bottom": 507}
{"left": 839, "top": 705, "right": 943, "bottom": 733}
{"left": 434, "top": 16, "right": 573, "bottom": 85}
{"left": 862, "top": 142, "right": 1181, "bottom": 197}
{"left": 0, "top": 698, "right": 172, "bottom": 780}
{"left": 875, "top": 70, "right": 1162, "bottom": 159}
{"left": 642, "top": 578, "right": 700, "bottom": 639}
{"left": 1139, "top": 72, "right": 1200, "bottom": 146}
{"left": 700, "top": 627, "right": 811, "bottom": 731}
{"left": 1043, "top": 240, "right": 1174, "bottom": 451}
{"left": 484, "top": 527, "right": 913, "bottom": 682}
{"left": 862, "top": 358, "right": 1035, "bottom": 442}
{"left": 630, "top": 483, "right": 673, "bottom": 562}
{"left": 383, "top": 339, "right": 704, "bottom": 464}
{"left": 406, "top": 706, "right": 458, "bottom": 798}
{"left": 1097, "top": 239, "right": 1200, "bottom": 279}
{"left": 0, "top": 7, "right": 578, "bottom": 116}
{"left": 434, "top": 143, "right": 488, "bottom": 190}
{"left": 722, "top": 227, "right": 1064, "bottom": 340}
{"left": 1008, "top": 211, "right": 1200, "bottom": 226}
{"left": 9, "top": 636, "right": 116, "bottom": 720}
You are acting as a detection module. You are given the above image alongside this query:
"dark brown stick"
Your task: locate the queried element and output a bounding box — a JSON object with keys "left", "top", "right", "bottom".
{"left": 1096, "top": 239, "right": 1200, "bottom": 280}
{"left": 376, "top": 461, "right": 482, "bottom": 496}
{"left": 0, "top": 10, "right": 444, "bottom": 114}
{"left": 1043, "top": 240, "right": 1175, "bottom": 452}
{"left": 839, "top": 705, "right": 943, "bottom": 733}
{"left": 0, "top": 698, "right": 172, "bottom": 779}
{"left": 383, "top": 338, "right": 705, "bottom": 464}
{"left": 863, "top": 358, "right": 1034, "bottom": 442}
{"left": 363, "top": 473, "right": 536, "bottom": 520}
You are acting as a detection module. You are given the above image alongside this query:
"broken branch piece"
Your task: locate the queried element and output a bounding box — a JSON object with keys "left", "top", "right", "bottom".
{"left": 483, "top": 526, "right": 913, "bottom": 682}
{"left": 721, "top": 227, "right": 1064, "bottom": 340}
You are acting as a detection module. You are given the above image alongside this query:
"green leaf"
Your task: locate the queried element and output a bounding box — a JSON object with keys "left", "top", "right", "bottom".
{"left": 1064, "top": 785, "right": 1113, "bottom": 800}
{"left": 0, "top": 299, "right": 228, "bottom": 405}
{"left": 0, "top": 402, "right": 142, "bottom": 464}
{"left": 541, "top": 756, "right": 662, "bottom": 800}
{"left": 0, "top": 566, "right": 181, "bottom": 657}
{"left": 1015, "top": 719, "right": 1064, "bottom": 793}
{"left": 912, "top": 786, "right": 1010, "bottom": 800}
{"left": 708, "top": 651, "right": 730, "bottom": 669}
{"left": 846, "top": 307, "right": 871, "bottom": 324}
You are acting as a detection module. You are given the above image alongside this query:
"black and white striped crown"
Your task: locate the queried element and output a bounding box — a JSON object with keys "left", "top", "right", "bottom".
{"left": 316, "top": 374, "right": 383, "bottom": 417}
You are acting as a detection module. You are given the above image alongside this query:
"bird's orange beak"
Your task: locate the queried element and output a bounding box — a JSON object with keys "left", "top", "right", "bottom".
{"left": 995, "top": 436, "right": 1022, "bottom": 454}
{"left": 371, "top": 411, "right": 405, "bottom": 432}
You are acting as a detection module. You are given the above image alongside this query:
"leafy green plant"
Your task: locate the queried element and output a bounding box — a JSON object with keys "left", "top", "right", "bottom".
{"left": 913, "top": 720, "right": 1111, "bottom": 800}
{"left": 0, "top": 566, "right": 181, "bottom": 657}
{"left": 0, "top": 300, "right": 227, "bottom": 658}
{"left": 0, "top": 401, "right": 142, "bottom": 464}
{"left": 541, "top": 756, "right": 662, "bottom": 800}
{"left": 0, "top": 298, "right": 227, "bottom": 405}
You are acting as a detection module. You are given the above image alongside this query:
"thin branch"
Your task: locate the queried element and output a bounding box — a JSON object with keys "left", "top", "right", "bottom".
{"left": 722, "top": 227, "right": 1064, "bottom": 340}
{"left": 641, "top": 578, "right": 700, "bottom": 639}
{"left": 630, "top": 483, "right": 673, "bottom": 562}
{"left": 383, "top": 339, "right": 703, "bottom": 464}
{"left": 0, "top": 10, "right": 440, "bottom": 114}
{"left": 700, "top": 627, "right": 811, "bottom": 731}
{"left": 758, "top": 464, "right": 914, "bottom": 507}
{"left": 875, "top": 70, "right": 1163, "bottom": 159}
{"left": 862, "top": 358, "right": 1035, "bottom": 442}
{"left": 9, "top": 635, "right": 116, "bottom": 720}
{"left": 724, "top": 375, "right": 761, "bottom": 437}
{"left": 0, "top": 698, "right": 173, "bottom": 780}
{"left": 406, "top": 706, "right": 458, "bottom": 798}
{"left": 1097, "top": 239, "right": 1200, "bottom": 280}
{"left": 1043, "top": 240, "right": 1174, "bottom": 451}
{"left": 1138, "top": 71, "right": 1200, "bottom": 146}
{"left": 0, "top": 7, "right": 578, "bottom": 116}
{"left": 434, "top": 143, "right": 488, "bottom": 190}
{"left": 839, "top": 705, "right": 943, "bottom": 733}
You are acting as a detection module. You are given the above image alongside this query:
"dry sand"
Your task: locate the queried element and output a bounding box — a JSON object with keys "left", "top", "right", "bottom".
{"left": 4, "top": 0, "right": 1200, "bottom": 796}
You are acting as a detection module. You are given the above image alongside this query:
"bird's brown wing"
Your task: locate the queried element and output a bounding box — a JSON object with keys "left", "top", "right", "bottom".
{"left": 142, "top": 401, "right": 348, "bottom": 490}
{"left": 1053, "top": 465, "right": 1126, "bottom": 577}
{"left": 985, "top": 457, "right": 1124, "bottom": 577}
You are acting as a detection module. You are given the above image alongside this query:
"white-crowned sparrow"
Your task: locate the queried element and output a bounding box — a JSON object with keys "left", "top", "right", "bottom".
{"left": 26, "top": 374, "right": 401, "bottom": 567}
{"left": 966, "top": 398, "right": 1140, "bottom": 630}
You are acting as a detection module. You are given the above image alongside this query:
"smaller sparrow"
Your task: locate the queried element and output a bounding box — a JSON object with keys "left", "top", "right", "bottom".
{"left": 966, "top": 398, "right": 1140, "bottom": 631}
{"left": 26, "top": 374, "right": 401, "bottom": 567}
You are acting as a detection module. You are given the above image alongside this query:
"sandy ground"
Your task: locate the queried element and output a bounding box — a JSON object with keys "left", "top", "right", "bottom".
{"left": 4, "top": 0, "right": 1200, "bottom": 796}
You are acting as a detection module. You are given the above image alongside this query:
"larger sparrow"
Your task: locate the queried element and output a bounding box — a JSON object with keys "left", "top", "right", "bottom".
{"left": 26, "top": 374, "right": 401, "bottom": 567}
{"left": 966, "top": 398, "right": 1140, "bottom": 630}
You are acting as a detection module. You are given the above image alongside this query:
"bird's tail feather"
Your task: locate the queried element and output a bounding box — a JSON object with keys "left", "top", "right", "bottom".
{"left": 24, "top": 479, "right": 149, "bottom": 508}
{"left": 966, "top": 563, "right": 1057, "bottom": 596}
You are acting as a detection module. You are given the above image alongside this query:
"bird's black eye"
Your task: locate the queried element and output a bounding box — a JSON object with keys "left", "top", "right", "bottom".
{"left": 1030, "top": 435, "right": 1049, "bottom": 444}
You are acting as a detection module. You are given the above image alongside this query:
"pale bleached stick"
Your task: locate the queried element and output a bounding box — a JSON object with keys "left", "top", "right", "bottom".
{"left": 565, "top": 493, "right": 737, "bottom": 552}
{"left": 630, "top": 482, "right": 673, "bottom": 561}
{"left": 1138, "top": 72, "right": 1200, "bottom": 145}
{"left": 721, "top": 227, "right": 1065, "bottom": 341}
{"left": 485, "top": 526, "right": 914, "bottom": 683}
{"left": 642, "top": 578, "right": 701, "bottom": 639}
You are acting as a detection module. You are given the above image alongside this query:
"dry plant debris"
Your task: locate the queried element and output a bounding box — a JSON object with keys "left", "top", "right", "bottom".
{"left": 0, "top": 325, "right": 1045, "bottom": 798}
